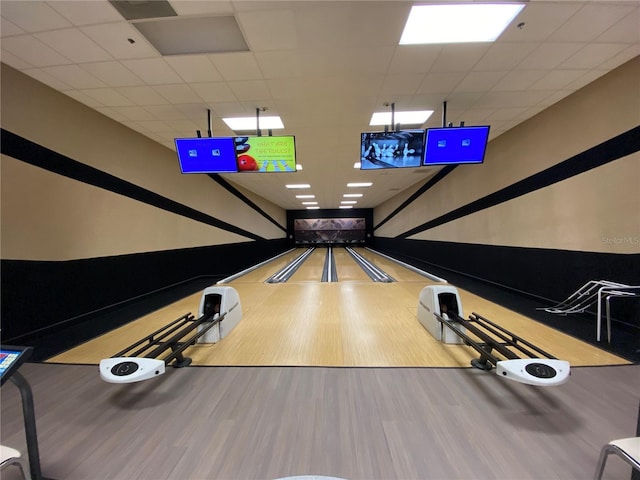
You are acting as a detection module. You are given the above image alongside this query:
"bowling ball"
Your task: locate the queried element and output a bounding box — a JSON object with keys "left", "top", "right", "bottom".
{"left": 237, "top": 154, "right": 258, "bottom": 171}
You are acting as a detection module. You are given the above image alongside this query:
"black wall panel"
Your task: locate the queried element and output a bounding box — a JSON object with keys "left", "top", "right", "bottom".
{"left": 1, "top": 239, "right": 287, "bottom": 343}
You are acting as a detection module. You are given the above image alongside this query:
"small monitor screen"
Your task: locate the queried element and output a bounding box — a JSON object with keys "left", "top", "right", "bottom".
{"left": 423, "top": 126, "right": 490, "bottom": 165}
{"left": 360, "top": 130, "right": 425, "bottom": 170}
{"left": 0, "top": 345, "right": 32, "bottom": 385}
{"left": 234, "top": 136, "right": 296, "bottom": 172}
{"left": 175, "top": 137, "right": 238, "bottom": 173}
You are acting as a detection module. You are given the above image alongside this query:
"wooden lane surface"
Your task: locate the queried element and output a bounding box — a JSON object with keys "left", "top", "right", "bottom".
{"left": 48, "top": 248, "right": 630, "bottom": 367}
{"left": 333, "top": 247, "right": 372, "bottom": 282}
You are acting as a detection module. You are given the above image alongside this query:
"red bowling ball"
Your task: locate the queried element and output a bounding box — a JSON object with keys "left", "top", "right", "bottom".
{"left": 237, "top": 154, "right": 258, "bottom": 171}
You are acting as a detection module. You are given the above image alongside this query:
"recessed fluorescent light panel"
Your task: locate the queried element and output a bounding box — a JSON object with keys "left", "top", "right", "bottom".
{"left": 369, "top": 111, "right": 433, "bottom": 126}
{"left": 302, "top": 202, "right": 318, "bottom": 205}
{"left": 306, "top": 206, "right": 320, "bottom": 210}
{"left": 341, "top": 201, "right": 357, "bottom": 204}
{"left": 343, "top": 194, "right": 363, "bottom": 198}
{"left": 286, "top": 184, "right": 311, "bottom": 189}
{"left": 400, "top": 4, "right": 525, "bottom": 45}
{"left": 223, "top": 116, "right": 284, "bottom": 131}
{"left": 296, "top": 195, "right": 315, "bottom": 199}
{"left": 339, "top": 206, "right": 353, "bottom": 209}
{"left": 347, "top": 182, "right": 372, "bottom": 188}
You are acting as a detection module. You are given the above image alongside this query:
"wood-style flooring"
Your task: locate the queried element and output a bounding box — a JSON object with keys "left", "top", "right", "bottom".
{"left": 47, "top": 248, "right": 629, "bottom": 368}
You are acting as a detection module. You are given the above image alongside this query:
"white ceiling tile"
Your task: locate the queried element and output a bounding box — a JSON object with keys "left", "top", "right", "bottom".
{"left": 22, "top": 67, "right": 73, "bottom": 90}
{"left": 344, "top": 3, "right": 411, "bottom": 48}
{"left": 1, "top": 34, "right": 72, "bottom": 67}
{"left": 164, "top": 56, "right": 223, "bottom": 83}
{"left": 62, "top": 89, "right": 104, "bottom": 108}
{"left": 476, "top": 90, "right": 552, "bottom": 108}
{"left": 35, "top": 28, "right": 113, "bottom": 63}
{"left": 429, "top": 44, "right": 491, "bottom": 73}
{"left": 293, "top": 3, "right": 351, "bottom": 49}
{"left": 237, "top": 8, "right": 297, "bottom": 51}
{"left": 209, "top": 52, "right": 262, "bottom": 81}
{"left": 121, "top": 58, "right": 184, "bottom": 85}
{"left": 416, "top": 72, "right": 466, "bottom": 94}
{"left": 380, "top": 74, "right": 424, "bottom": 96}
{"left": 597, "top": 44, "right": 640, "bottom": 70}
{"left": 163, "top": 119, "right": 200, "bottom": 135}
{"left": 81, "top": 23, "right": 160, "bottom": 60}
{"left": 40, "top": 64, "right": 106, "bottom": 88}
{"left": 94, "top": 106, "right": 131, "bottom": 123}
{"left": 517, "top": 42, "right": 585, "bottom": 70}
{"left": 596, "top": 7, "right": 640, "bottom": 43}
{"left": 387, "top": 45, "right": 442, "bottom": 74}
{"left": 0, "top": 1, "right": 72, "bottom": 32}
{"left": 153, "top": 84, "right": 202, "bottom": 104}
{"left": 548, "top": 4, "right": 636, "bottom": 42}
{"left": 0, "top": 51, "right": 34, "bottom": 70}
{"left": 485, "top": 107, "right": 529, "bottom": 122}
{"left": 116, "top": 86, "right": 169, "bottom": 105}
{"left": 473, "top": 43, "right": 539, "bottom": 71}
{"left": 491, "top": 70, "right": 548, "bottom": 92}
{"left": 455, "top": 71, "right": 507, "bottom": 93}
{"left": 254, "top": 51, "right": 303, "bottom": 79}
{"left": 564, "top": 70, "right": 609, "bottom": 92}
{"left": 80, "top": 88, "right": 135, "bottom": 107}
{"left": 228, "top": 80, "right": 272, "bottom": 101}
{"left": 110, "top": 106, "right": 156, "bottom": 121}
{"left": 529, "top": 69, "right": 590, "bottom": 91}
{"left": 81, "top": 61, "right": 145, "bottom": 87}
{"left": 136, "top": 120, "right": 173, "bottom": 132}
{"left": 559, "top": 43, "right": 632, "bottom": 70}
{"left": 190, "top": 82, "right": 238, "bottom": 103}
{"left": 1, "top": 17, "right": 25, "bottom": 36}
{"left": 169, "top": 1, "right": 234, "bottom": 16}
{"left": 143, "top": 105, "right": 187, "bottom": 120}
{"left": 48, "top": 1, "right": 123, "bottom": 26}
{"left": 343, "top": 47, "right": 396, "bottom": 76}
{"left": 498, "top": 2, "right": 582, "bottom": 42}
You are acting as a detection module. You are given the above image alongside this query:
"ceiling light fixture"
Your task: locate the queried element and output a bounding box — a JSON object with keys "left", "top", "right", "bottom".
{"left": 347, "top": 182, "right": 372, "bottom": 188}
{"left": 223, "top": 116, "right": 284, "bottom": 130}
{"left": 341, "top": 201, "right": 357, "bottom": 204}
{"left": 343, "top": 194, "right": 363, "bottom": 198}
{"left": 369, "top": 110, "right": 433, "bottom": 126}
{"left": 306, "top": 206, "right": 320, "bottom": 210}
{"left": 339, "top": 206, "right": 353, "bottom": 209}
{"left": 296, "top": 195, "right": 315, "bottom": 199}
{"left": 302, "top": 201, "right": 318, "bottom": 205}
{"left": 286, "top": 184, "right": 311, "bottom": 189}
{"left": 399, "top": 3, "right": 525, "bottom": 45}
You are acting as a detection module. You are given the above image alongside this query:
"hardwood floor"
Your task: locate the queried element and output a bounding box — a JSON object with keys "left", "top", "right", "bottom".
{"left": 1, "top": 362, "right": 639, "bottom": 480}
{"left": 48, "top": 248, "right": 629, "bottom": 368}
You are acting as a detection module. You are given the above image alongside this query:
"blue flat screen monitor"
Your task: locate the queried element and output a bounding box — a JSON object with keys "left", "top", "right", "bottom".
{"left": 0, "top": 345, "right": 32, "bottom": 386}
{"left": 423, "top": 126, "right": 490, "bottom": 165}
{"left": 175, "top": 137, "right": 238, "bottom": 173}
{"left": 360, "top": 130, "right": 425, "bottom": 170}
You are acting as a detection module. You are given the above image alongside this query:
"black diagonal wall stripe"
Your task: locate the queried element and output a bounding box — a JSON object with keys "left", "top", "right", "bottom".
{"left": 398, "top": 125, "right": 640, "bottom": 239}
{"left": 208, "top": 174, "right": 286, "bottom": 232}
{"left": 1, "top": 129, "right": 265, "bottom": 241}
{"left": 374, "top": 165, "right": 457, "bottom": 231}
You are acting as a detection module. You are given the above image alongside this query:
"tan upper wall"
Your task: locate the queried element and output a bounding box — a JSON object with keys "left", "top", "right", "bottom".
{"left": 1, "top": 63, "right": 286, "bottom": 261}
{"left": 374, "top": 56, "right": 640, "bottom": 254}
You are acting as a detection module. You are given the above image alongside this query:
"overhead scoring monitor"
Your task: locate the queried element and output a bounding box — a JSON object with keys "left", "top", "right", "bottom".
{"left": 423, "top": 125, "right": 490, "bottom": 165}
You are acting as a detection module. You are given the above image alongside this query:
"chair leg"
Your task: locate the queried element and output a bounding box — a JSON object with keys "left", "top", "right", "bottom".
{"left": 594, "top": 445, "right": 612, "bottom": 480}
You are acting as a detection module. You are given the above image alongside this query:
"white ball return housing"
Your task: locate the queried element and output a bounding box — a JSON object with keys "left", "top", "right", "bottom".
{"left": 100, "top": 286, "right": 242, "bottom": 384}
{"left": 417, "top": 285, "right": 570, "bottom": 387}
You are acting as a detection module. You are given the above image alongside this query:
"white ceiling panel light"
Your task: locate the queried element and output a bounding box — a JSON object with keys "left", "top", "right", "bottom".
{"left": 347, "top": 182, "right": 373, "bottom": 188}
{"left": 343, "top": 194, "right": 363, "bottom": 198}
{"left": 400, "top": 4, "right": 526, "bottom": 45}
{"left": 223, "top": 116, "right": 284, "bottom": 130}
{"left": 296, "top": 195, "right": 315, "bottom": 199}
{"left": 306, "top": 206, "right": 320, "bottom": 210}
{"left": 369, "top": 110, "right": 433, "bottom": 126}
{"left": 339, "top": 206, "right": 353, "bottom": 209}
{"left": 286, "top": 184, "right": 311, "bottom": 189}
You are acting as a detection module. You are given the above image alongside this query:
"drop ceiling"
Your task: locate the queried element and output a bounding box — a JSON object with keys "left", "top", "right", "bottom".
{"left": 1, "top": 0, "right": 638, "bottom": 210}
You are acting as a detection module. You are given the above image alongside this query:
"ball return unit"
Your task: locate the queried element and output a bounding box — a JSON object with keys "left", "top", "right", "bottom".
{"left": 435, "top": 310, "right": 570, "bottom": 386}
{"left": 100, "top": 310, "right": 225, "bottom": 384}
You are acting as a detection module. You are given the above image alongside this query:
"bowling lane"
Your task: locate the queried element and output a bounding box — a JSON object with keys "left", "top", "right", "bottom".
{"left": 351, "top": 247, "right": 442, "bottom": 283}
{"left": 332, "top": 247, "right": 374, "bottom": 282}
{"left": 287, "top": 247, "right": 327, "bottom": 282}
{"left": 228, "top": 248, "right": 310, "bottom": 283}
